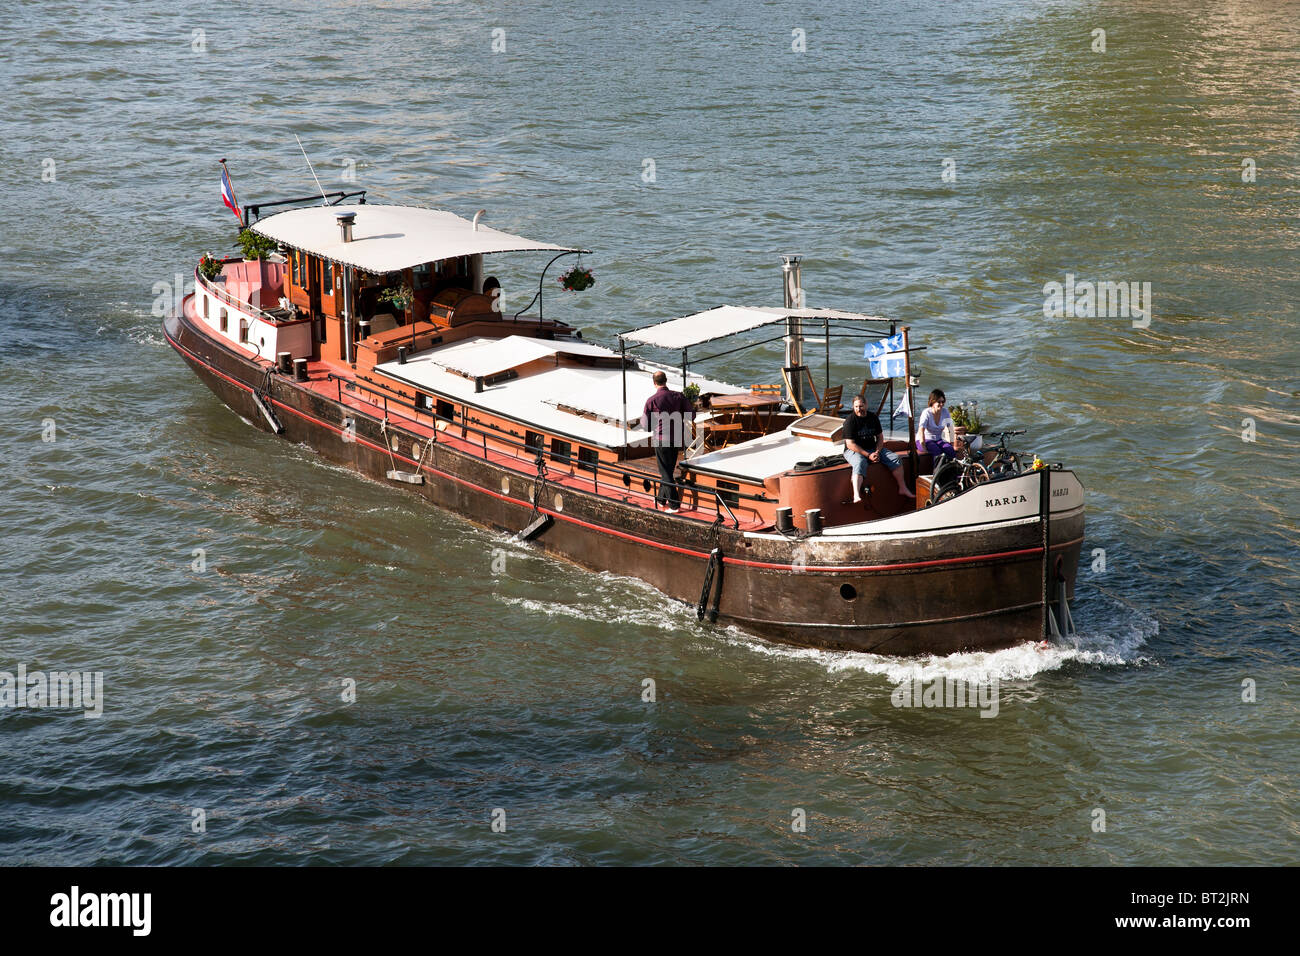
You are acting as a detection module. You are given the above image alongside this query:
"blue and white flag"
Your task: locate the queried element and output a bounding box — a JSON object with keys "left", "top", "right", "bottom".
{"left": 864, "top": 332, "right": 906, "bottom": 378}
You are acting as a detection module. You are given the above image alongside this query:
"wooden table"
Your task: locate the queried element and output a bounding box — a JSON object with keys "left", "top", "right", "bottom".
{"left": 707, "top": 393, "right": 783, "bottom": 439}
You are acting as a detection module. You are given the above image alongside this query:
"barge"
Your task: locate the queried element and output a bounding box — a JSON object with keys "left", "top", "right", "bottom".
{"left": 164, "top": 189, "right": 1083, "bottom": 655}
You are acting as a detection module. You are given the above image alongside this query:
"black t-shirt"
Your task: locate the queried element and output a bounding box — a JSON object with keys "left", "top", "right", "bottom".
{"left": 844, "top": 410, "right": 882, "bottom": 450}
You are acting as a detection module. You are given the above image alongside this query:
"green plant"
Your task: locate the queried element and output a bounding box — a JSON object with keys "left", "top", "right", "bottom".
{"left": 558, "top": 264, "right": 594, "bottom": 292}
{"left": 198, "top": 252, "right": 222, "bottom": 281}
{"left": 683, "top": 383, "right": 701, "bottom": 404}
{"left": 237, "top": 228, "right": 278, "bottom": 261}
{"left": 951, "top": 401, "right": 984, "bottom": 434}
{"left": 379, "top": 284, "right": 414, "bottom": 311}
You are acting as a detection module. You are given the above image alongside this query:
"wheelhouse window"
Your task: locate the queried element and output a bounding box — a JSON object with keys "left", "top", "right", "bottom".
{"left": 290, "top": 249, "right": 301, "bottom": 287}
{"left": 435, "top": 399, "right": 455, "bottom": 422}
{"left": 525, "top": 431, "right": 544, "bottom": 456}
{"left": 549, "top": 438, "right": 572, "bottom": 464}
{"left": 413, "top": 263, "right": 432, "bottom": 290}
{"left": 322, "top": 260, "right": 333, "bottom": 295}
{"left": 578, "top": 447, "right": 599, "bottom": 473}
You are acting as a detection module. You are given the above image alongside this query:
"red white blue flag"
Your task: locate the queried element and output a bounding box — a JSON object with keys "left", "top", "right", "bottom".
{"left": 220, "top": 163, "right": 241, "bottom": 222}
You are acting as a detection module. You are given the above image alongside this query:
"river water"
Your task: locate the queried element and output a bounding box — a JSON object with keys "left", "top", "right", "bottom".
{"left": 1, "top": 0, "right": 1296, "bottom": 865}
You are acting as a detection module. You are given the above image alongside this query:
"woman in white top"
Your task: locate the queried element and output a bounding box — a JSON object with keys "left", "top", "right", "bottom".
{"left": 917, "top": 389, "right": 958, "bottom": 460}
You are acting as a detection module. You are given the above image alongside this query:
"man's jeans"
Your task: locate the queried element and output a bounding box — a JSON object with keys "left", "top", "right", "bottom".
{"left": 655, "top": 445, "right": 682, "bottom": 508}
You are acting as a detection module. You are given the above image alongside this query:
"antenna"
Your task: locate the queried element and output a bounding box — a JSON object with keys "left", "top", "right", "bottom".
{"left": 294, "top": 134, "right": 328, "bottom": 203}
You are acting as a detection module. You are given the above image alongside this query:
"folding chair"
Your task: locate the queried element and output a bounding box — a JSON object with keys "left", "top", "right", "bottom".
{"left": 819, "top": 384, "right": 844, "bottom": 416}
{"left": 781, "top": 367, "right": 823, "bottom": 417}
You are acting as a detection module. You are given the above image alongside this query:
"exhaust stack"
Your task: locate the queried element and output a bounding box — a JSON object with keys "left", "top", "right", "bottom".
{"left": 337, "top": 211, "right": 356, "bottom": 242}
{"left": 782, "top": 255, "right": 807, "bottom": 410}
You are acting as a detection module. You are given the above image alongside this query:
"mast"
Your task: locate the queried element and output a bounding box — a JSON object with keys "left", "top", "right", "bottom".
{"left": 902, "top": 325, "right": 916, "bottom": 456}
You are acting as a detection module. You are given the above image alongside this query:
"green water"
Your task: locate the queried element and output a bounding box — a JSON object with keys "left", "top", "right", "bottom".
{"left": 0, "top": 0, "right": 1296, "bottom": 864}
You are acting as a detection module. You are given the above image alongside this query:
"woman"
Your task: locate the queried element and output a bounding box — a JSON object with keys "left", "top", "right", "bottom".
{"left": 917, "top": 389, "right": 958, "bottom": 461}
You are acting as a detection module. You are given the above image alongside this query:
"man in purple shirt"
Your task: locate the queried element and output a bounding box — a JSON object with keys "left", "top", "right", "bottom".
{"left": 640, "top": 371, "right": 694, "bottom": 513}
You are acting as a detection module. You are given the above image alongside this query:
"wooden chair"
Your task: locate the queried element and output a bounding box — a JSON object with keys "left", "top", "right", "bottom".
{"left": 858, "top": 378, "right": 894, "bottom": 418}
{"left": 781, "top": 367, "right": 823, "bottom": 417}
{"left": 819, "top": 384, "right": 844, "bottom": 416}
{"left": 750, "top": 384, "right": 782, "bottom": 397}
{"left": 704, "top": 421, "right": 744, "bottom": 449}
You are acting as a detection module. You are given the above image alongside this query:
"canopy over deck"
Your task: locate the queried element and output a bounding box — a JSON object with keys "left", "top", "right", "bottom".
{"left": 250, "top": 204, "right": 587, "bottom": 274}
{"left": 620, "top": 305, "right": 892, "bottom": 351}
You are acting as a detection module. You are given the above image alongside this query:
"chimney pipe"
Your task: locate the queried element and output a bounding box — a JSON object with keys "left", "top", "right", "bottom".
{"left": 782, "top": 255, "right": 805, "bottom": 410}
{"left": 337, "top": 211, "right": 356, "bottom": 243}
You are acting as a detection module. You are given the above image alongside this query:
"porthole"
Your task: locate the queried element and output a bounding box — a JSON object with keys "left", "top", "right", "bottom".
{"left": 553, "top": 493, "right": 564, "bottom": 512}
{"left": 501, "top": 476, "right": 510, "bottom": 495}
{"left": 411, "top": 442, "right": 421, "bottom": 459}
{"left": 839, "top": 583, "right": 857, "bottom": 601}
{"left": 389, "top": 434, "right": 400, "bottom": 451}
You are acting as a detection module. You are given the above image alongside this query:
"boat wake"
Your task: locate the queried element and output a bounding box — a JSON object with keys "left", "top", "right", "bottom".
{"left": 717, "top": 590, "right": 1159, "bottom": 683}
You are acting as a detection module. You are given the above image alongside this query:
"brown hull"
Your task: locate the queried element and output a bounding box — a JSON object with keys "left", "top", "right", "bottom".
{"left": 164, "top": 306, "right": 1083, "bottom": 657}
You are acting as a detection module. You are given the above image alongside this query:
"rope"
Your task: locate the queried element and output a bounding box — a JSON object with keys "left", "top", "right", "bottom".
{"left": 380, "top": 417, "right": 435, "bottom": 478}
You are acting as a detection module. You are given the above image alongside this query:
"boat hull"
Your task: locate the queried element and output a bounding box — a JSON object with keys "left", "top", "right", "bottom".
{"left": 164, "top": 304, "right": 1084, "bottom": 657}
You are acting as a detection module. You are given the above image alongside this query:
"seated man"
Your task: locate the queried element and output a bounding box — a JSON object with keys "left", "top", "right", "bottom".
{"left": 844, "top": 395, "right": 914, "bottom": 503}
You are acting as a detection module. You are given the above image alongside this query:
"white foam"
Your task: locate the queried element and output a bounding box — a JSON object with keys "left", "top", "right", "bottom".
{"left": 718, "top": 592, "right": 1158, "bottom": 682}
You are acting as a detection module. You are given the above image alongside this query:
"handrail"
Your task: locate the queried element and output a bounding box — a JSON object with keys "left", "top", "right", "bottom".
{"left": 324, "top": 372, "right": 767, "bottom": 523}
{"left": 194, "top": 266, "right": 288, "bottom": 326}
{"left": 243, "top": 190, "right": 367, "bottom": 226}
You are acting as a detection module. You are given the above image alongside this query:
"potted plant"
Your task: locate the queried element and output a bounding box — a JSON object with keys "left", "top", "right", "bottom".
{"left": 379, "top": 284, "right": 415, "bottom": 314}
{"left": 951, "top": 401, "right": 984, "bottom": 437}
{"left": 683, "top": 383, "right": 701, "bottom": 407}
{"left": 198, "top": 253, "right": 222, "bottom": 281}
{"left": 236, "top": 228, "right": 278, "bottom": 261}
{"left": 558, "top": 263, "right": 595, "bottom": 292}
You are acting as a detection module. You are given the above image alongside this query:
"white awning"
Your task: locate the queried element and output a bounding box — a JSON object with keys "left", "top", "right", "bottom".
{"left": 250, "top": 204, "right": 587, "bottom": 273}
{"left": 620, "top": 305, "right": 892, "bottom": 350}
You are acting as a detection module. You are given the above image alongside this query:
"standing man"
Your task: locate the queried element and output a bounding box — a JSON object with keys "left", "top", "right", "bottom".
{"left": 641, "top": 371, "right": 694, "bottom": 513}
{"left": 844, "top": 394, "right": 915, "bottom": 503}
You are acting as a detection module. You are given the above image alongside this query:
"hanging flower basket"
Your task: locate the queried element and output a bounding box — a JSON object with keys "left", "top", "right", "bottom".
{"left": 379, "top": 284, "right": 414, "bottom": 312}
{"left": 558, "top": 264, "right": 595, "bottom": 292}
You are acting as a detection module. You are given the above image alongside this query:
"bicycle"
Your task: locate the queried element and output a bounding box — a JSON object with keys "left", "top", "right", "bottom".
{"left": 928, "top": 445, "right": 990, "bottom": 506}
{"left": 980, "top": 429, "right": 1025, "bottom": 478}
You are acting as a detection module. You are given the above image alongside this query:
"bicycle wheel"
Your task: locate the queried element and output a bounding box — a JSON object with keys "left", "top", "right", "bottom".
{"left": 964, "top": 461, "right": 990, "bottom": 485}
{"left": 988, "top": 453, "right": 1021, "bottom": 478}
{"left": 932, "top": 486, "right": 960, "bottom": 506}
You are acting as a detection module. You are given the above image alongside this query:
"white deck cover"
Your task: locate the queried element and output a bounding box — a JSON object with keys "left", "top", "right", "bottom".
{"left": 251, "top": 204, "right": 585, "bottom": 273}
{"left": 550, "top": 366, "right": 737, "bottom": 427}
{"left": 621, "top": 305, "right": 893, "bottom": 350}
{"left": 375, "top": 338, "right": 744, "bottom": 446}
{"left": 424, "top": 335, "right": 616, "bottom": 378}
